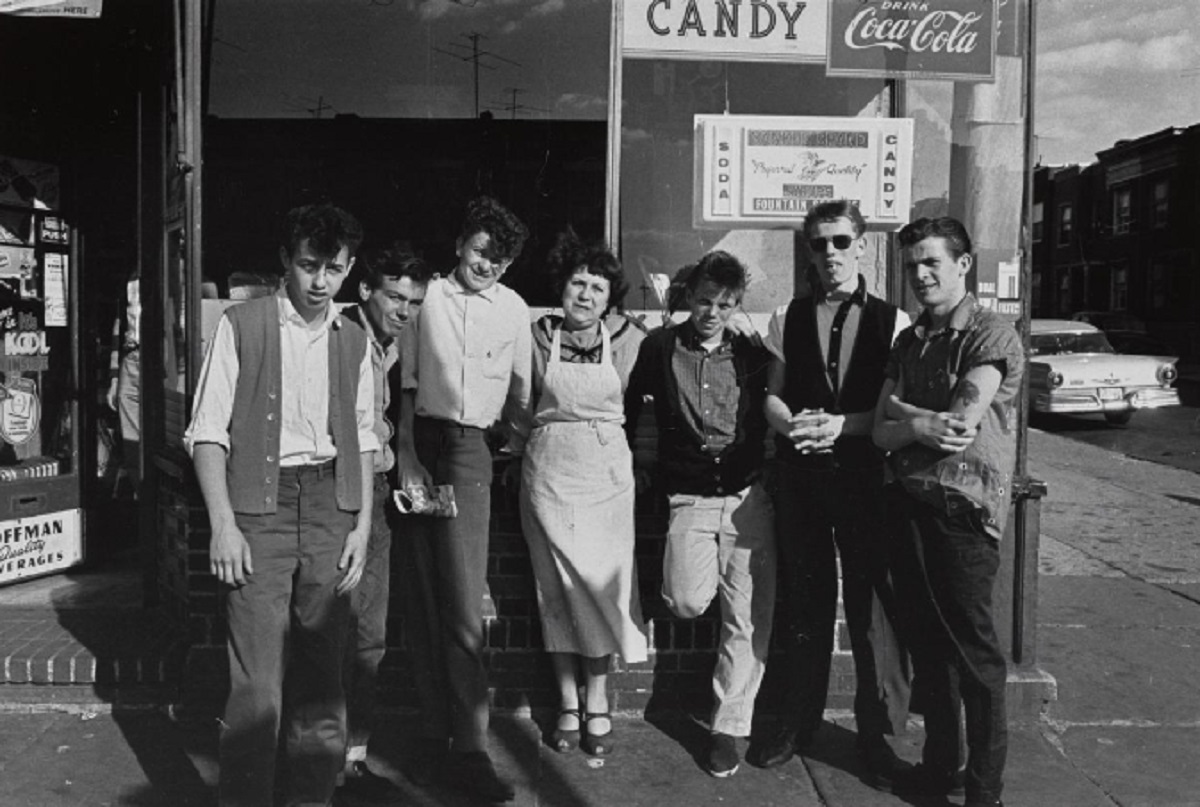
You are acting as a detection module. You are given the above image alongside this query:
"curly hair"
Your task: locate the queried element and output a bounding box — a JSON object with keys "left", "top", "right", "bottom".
{"left": 281, "top": 203, "right": 364, "bottom": 262}
{"left": 458, "top": 196, "right": 529, "bottom": 263}
{"left": 898, "top": 216, "right": 973, "bottom": 259}
{"left": 546, "top": 228, "right": 628, "bottom": 312}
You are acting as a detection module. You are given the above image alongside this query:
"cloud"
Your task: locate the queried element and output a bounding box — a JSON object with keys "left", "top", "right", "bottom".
{"left": 1041, "top": 32, "right": 1195, "bottom": 75}
{"left": 416, "top": 0, "right": 573, "bottom": 24}
{"left": 556, "top": 92, "right": 607, "bottom": 113}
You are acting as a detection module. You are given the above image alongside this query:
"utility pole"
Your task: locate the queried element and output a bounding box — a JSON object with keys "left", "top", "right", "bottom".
{"left": 307, "top": 95, "right": 332, "bottom": 119}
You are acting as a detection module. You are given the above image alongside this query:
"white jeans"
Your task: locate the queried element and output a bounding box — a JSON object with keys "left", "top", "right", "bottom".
{"left": 662, "top": 482, "right": 777, "bottom": 737}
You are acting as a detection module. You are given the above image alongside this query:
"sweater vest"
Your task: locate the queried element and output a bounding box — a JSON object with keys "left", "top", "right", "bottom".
{"left": 777, "top": 293, "right": 897, "bottom": 469}
{"left": 225, "top": 296, "right": 365, "bottom": 515}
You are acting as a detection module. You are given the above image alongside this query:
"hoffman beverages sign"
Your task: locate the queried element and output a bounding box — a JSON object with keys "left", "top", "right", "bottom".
{"left": 694, "top": 114, "right": 914, "bottom": 229}
{"left": 826, "top": 0, "right": 998, "bottom": 81}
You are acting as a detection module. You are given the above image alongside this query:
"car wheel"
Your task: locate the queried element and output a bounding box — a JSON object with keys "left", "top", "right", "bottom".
{"left": 1104, "top": 411, "right": 1133, "bottom": 426}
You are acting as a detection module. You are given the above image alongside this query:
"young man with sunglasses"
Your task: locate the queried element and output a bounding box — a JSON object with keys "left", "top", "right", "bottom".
{"left": 750, "top": 200, "right": 911, "bottom": 787}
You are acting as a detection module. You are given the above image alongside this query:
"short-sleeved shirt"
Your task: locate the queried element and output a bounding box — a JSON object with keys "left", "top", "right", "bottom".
{"left": 885, "top": 293, "right": 1025, "bottom": 539}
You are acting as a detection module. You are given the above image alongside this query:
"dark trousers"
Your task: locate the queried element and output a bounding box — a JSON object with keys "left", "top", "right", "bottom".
{"left": 344, "top": 473, "right": 395, "bottom": 755}
{"left": 888, "top": 485, "right": 1007, "bottom": 804}
{"left": 398, "top": 416, "right": 494, "bottom": 751}
{"left": 773, "top": 461, "right": 910, "bottom": 740}
{"left": 221, "top": 462, "right": 354, "bottom": 807}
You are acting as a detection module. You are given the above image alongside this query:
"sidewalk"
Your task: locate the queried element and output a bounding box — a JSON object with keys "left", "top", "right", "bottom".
{"left": 0, "top": 707, "right": 1105, "bottom": 807}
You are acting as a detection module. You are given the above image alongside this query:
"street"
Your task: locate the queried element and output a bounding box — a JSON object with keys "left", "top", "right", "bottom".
{"left": 1030, "top": 400, "right": 1200, "bottom": 476}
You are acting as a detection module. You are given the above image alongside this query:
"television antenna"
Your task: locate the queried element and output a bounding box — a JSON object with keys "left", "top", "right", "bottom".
{"left": 433, "top": 32, "right": 521, "bottom": 117}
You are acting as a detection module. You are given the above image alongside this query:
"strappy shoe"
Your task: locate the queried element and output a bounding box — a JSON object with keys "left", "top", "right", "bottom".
{"left": 581, "top": 712, "right": 614, "bottom": 757}
{"left": 551, "top": 708, "right": 581, "bottom": 753}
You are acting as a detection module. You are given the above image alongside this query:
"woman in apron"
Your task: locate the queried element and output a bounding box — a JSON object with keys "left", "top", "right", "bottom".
{"left": 518, "top": 231, "right": 648, "bottom": 757}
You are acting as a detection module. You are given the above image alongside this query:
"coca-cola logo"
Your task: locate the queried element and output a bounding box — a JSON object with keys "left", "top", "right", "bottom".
{"left": 826, "top": 0, "right": 996, "bottom": 81}
{"left": 845, "top": 7, "right": 983, "bottom": 54}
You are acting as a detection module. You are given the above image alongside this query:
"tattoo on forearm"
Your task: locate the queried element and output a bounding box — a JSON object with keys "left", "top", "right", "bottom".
{"left": 956, "top": 379, "right": 982, "bottom": 407}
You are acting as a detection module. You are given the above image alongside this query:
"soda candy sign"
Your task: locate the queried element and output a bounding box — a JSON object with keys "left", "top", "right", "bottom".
{"left": 826, "top": 0, "right": 998, "bottom": 82}
{"left": 694, "top": 114, "right": 914, "bottom": 229}
{"left": 622, "top": 0, "right": 829, "bottom": 63}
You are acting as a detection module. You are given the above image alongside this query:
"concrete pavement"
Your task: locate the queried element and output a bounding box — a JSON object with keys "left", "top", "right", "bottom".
{"left": 0, "top": 425, "right": 1197, "bottom": 806}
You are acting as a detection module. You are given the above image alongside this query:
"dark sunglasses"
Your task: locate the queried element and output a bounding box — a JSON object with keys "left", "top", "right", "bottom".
{"left": 808, "top": 235, "right": 856, "bottom": 252}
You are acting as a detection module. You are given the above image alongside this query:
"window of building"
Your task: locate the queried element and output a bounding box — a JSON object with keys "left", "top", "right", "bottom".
{"left": 1151, "top": 258, "right": 1168, "bottom": 312}
{"left": 1057, "top": 203, "right": 1072, "bottom": 245}
{"left": 1032, "top": 201, "right": 1043, "bottom": 242}
{"left": 1112, "top": 186, "right": 1132, "bottom": 234}
{"left": 1112, "top": 264, "right": 1128, "bottom": 311}
{"left": 1153, "top": 179, "right": 1169, "bottom": 229}
{"left": 1058, "top": 273, "right": 1071, "bottom": 316}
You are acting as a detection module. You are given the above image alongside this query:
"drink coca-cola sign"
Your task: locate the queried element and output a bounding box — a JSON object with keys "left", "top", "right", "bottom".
{"left": 826, "top": 0, "right": 998, "bottom": 82}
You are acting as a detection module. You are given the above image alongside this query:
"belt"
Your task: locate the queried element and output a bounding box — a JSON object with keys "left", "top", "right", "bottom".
{"left": 416, "top": 414, "right": 486, "bottom": 434}
{"left": 279, "top": 459, "right": 336, "bottom": 478}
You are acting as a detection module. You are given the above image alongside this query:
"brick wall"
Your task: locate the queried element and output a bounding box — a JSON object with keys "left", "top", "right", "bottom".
{"left": 164, "top": 437, "right": 862, "bottom": 720}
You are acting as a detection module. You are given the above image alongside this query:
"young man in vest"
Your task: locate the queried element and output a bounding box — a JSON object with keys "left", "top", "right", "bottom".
{"left": 873, "top": 217, "right": 1024, "bottom": 807}
{"left": 394, "top": 196, "right": 531, "bottom": 802}
{"left": 186, "top": 203, "right": 378, "bottom": 807}
{"left": 624, "top": 251, "right": 776, "bottom": 778}
{"left": 750, "top": 200, "right": 911, "bottom": 787}
{"left": 337, "top": 247, "right": 432, "bottom": 803}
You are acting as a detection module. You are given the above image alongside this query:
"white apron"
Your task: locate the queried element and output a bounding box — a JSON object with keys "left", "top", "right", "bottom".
{"left": 519, "top": 324, "right": 649, "bottom": 662}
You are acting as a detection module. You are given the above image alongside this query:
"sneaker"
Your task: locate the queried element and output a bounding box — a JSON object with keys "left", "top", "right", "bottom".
{"left": 891, "top": 762, "right": 967, "bottom": 798}
{"left": 441, "top": 750, "right": 515, "bottom": 802}
{"left": 745, "top": 723, "right": 814, "bottom": 769}
{"left": 707, "top": 733, "right": 740, "bottom": 778}
{"left": 856, "top": 735, "right": 910, "bottom": 792}
{"left": 337, "top": 761, "right": 405, "bottom": 804}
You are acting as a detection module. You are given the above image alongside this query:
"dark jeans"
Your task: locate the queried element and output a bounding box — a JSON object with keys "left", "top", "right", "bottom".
{"left": 773, "top": 461, "right": 910, "bottom": 740}
{"left": 397, "top": 416, "right": 494, "bottom": 751}
{"left": 344, "top": 473, "right": 395, "bottom": 754}
{"left": 221, "top": 461, "right": 354, "bottom": 807}
{"left": 887, "top": 485, "right": 1007, "bottom": 803}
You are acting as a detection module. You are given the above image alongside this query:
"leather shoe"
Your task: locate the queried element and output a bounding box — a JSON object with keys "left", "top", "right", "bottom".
{"left": 856, "top": 736, "right": 910, "bottom": 792}
{"left": 442, "top": 751, "right": 515, "bottom": 802}
{"left": 337, "top": 761, "right": 405, "bottom": 804}
{"left": 891, "top": 762, "right": 966, "bottom": 798}
{"left": 745, "top": 723, "right": 813, "bottom": 769}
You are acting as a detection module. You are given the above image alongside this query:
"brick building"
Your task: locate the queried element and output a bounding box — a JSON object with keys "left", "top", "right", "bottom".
{"left": 1032, "top": 124, "right": 1200, "bottom": 358}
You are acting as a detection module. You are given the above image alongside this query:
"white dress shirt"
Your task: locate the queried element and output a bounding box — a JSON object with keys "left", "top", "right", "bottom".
{"left": 185, "top": 291, "right": 377, "bottom": 465}
{"left": 399, "top": 273, "right": 532, "bottom": 431}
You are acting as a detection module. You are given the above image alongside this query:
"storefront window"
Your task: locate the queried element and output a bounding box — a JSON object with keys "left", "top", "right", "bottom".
{"left": 0, "top": 164, "right": 75, "bottom": 482}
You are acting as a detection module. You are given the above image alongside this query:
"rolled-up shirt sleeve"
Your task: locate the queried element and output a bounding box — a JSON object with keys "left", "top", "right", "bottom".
{"left": 763, "top": 304, "right": 788, "bottom": 363}
{"left": 184, "top": 314, "right": 239, "bottom": 456}
{"left": 355, "top": 339, "right": 379, "bottom": 454}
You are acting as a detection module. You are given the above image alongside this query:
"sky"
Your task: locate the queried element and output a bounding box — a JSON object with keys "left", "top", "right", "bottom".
{"left": 207, "top": 0, "right": 1200, "bottom": 166}
{"left": 1035, "top": 0, "right": 1200, "bottom": 165}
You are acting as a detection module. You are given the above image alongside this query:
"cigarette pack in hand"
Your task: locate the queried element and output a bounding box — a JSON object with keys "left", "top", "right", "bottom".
{"left": 394, "top": 484, "right": 457, "bottom": 518}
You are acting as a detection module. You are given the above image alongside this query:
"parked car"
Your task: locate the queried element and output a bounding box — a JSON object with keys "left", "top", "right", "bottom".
{"left": 1070, "top": 310, "right": 1147, "bottom": 333}
{"left": 1029, "top": 319, "right": 1181, "bottom": 425}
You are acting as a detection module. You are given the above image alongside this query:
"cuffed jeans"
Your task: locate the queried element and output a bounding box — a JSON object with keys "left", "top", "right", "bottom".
{"left": 221, "top": 461, "right": 354, "bottom": 807}
{"left": 344, "top": 473, "right": 395, "bottom": 757}
{"left": 887, "top": 485, "right": 1007, "bottom": 804}
{"left": 398, "top": 416, "right": 494, "bottom": 751}
{"left": 662, "top": 482, "right": 776, "bottom": 737}
{"left": 773, "top": 461, "right": 910, "bottom": 740}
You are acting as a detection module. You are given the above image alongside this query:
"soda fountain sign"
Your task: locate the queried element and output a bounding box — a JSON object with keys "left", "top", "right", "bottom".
{"left": 826, "top": 0, "right": 998, "bottom": 82}
{"left": 694, "top": 114, "right": 914, "bottom": 229}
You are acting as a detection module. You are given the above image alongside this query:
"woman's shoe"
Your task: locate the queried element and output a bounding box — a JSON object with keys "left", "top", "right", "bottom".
{"left": 551, "top": 708, "right": 581, "bottom": 753}
{"left": 581, "top": 712, "right": 615, "bottom": 756}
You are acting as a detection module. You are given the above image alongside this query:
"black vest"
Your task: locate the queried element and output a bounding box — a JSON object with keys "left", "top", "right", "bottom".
{"left": 777, "top": 291, "right": 898, "bottom": 468}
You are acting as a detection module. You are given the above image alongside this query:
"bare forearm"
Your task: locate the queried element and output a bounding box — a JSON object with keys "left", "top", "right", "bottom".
{"left": 193, "top": 443, "right": 236, "bottom": 529}
{"left": 764, "top": 394, "right": 794, "bottom": 438}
